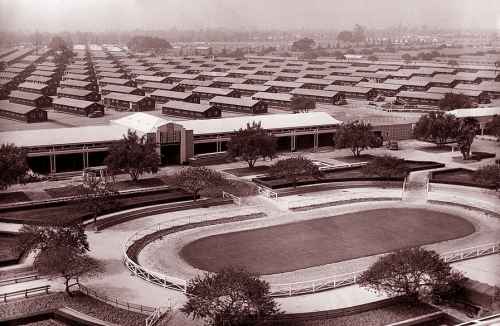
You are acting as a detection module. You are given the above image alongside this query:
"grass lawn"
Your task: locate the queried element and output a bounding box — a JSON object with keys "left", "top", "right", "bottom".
{"left": 223, "top": 165, "right": 270, "bottom": 177}
{"left": 44, "top": 177, "right": 167, "bottom": 198}
{"left": 0, "top": 235, "right": 21, "bottom": 263}
{"left": 0, "top": 192, "right": 32, "bottom": 205}
{"left": 180, "top": 208, "right": 474, "bottom": 275}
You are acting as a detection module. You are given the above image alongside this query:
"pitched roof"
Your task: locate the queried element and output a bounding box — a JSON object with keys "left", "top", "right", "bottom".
{"left": 53, "top": 97, "right": 97, "bottom": 108}
{"left": 177, "top": 112, "right": 341, "bottom": 135}
{"left": 111, "top": 112, "right": 169, "bottom": 134}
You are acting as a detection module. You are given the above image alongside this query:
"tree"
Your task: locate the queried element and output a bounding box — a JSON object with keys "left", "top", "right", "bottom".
{"left": 48, "top": 36, "right": 74, "bottom": 70}
{"left": 337, "top": 31, "right": 353, "bottom": 44}
{"left": 402, "top": 53, "right": 412, "bottom": 66}
{"left": 72, "top": 173, "right": 120, "bottom": 225}
{"left": 16, "top": 220, "right": 89, "bottom": 256}
{"left": 0, "top": 143, "right": 29, "bottom": 191}
{"left": 333, "top": 51, "right": 346, "bottom": 60}
{"left": 333, "top": 120, "right": 377, "bottom": 156}
{"left": 127, "top": 36, "right": 172, "bottom": 55}
{"left": 447, "top": 60, "right": 459, "bottom": 68}
{"left": 472, "top": 165, "right": 500, "bottom": 189}
{"left": 486, "top": 114, "right": 500, "bottom": 138}
{"left": 290, "top": 95, "right": 316, "bottom": 113}
{"left": 34, "top": 247, "right": 104, "bottom": 297}
{"left": 361, "top": 155, "right": 409, "bottom": 180}
{"left": 456, "top": 117, "right": 478, "bottom": 160}
{"left": 268, "top": 156, "right": 323, "bottom": 188}
{"left": 412, "top": 111, "right": 459, "bottom": 148}
{"left": 439, "top": 93, "right": 473, "bottom": 111}
{"left": 227, "top": 121, "right": 277, "bottom": 169}
{"left": 180, "top": 265, "right": 281, "bottom": 326}
{"left": 291, "top": 38, "right": 315, "bottom": 52}
{"left": 167, "top": 167, "right": 226, "bottom": 201}
{"left": 352, "top": 24, "right": 366, "bottom": 43}
{"left": 368, "top": 55, "right": 379, "bottom": 63}
{"left": 358, "top": 246, "right": 468, "bottom": 305}
{"left": 104, "top": 130, "right": 160, "bottom": 183}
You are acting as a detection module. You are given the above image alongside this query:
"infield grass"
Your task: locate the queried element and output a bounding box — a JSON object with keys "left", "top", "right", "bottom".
{"left": 180, "top": 208, "right": 474, "bottom": 275}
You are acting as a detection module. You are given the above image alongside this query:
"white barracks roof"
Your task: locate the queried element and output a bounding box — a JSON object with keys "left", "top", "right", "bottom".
{"left": 0, "top": 125, "right": 125, "bottom": 148}
{"left": 177, "top": 112, "right": 342, "bottom": 135}
{"left": 448, "top": 107, "right": 500, "bottom": 119}
{"left": 111, "top": 112, "right": 169, "bottom": 134}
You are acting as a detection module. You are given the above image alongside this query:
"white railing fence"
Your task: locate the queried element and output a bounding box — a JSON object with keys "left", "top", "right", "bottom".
{"left": 287, "top": 189, "right": 403, "bottom": 210}
{"left": 146, "top": 298, "right": 171, "bottom": 326}
{"left": 223, "top": 191, "right": 241, "bottom": 206}
{"left": 258, "top": 186, "right": 278, "bottom": 201}
{"left": 123, "top": 208, "right": 262, "bottom": 292}
{"left": 427, "top": 189, "right": 500, "bottom": 215}
{"left": 270, "top": 270, "right": 363, "bottom": 297}
{"left": 440, "top": 243, "right": 500, "bottom": 263}
{"left": 269, "top": 242, "right": 499, "bottom": 297}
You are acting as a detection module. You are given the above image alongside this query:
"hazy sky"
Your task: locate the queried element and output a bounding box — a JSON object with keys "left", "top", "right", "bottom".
{"left": 1, "top": 0, "right": 499, "bottom": 33}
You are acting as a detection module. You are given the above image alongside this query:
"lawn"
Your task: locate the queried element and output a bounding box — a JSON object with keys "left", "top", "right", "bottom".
{"left": 180, "top": 208, "right": 474, "bottom": 275}
{"left": 0, "top": 235, "right": 22, "bottom": 264}
{"left": 0, "top": 192, "right": 32, "bottom": 205}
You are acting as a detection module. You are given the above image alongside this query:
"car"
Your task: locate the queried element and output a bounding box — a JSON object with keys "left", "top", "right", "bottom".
{"left": 335, "top": 99, "right": 347, "bottom": 105}
{"left": 403, "top": 104, "right": 418, "bottom": 109}
{"left": 386, "top": 141, "right": 399, "bottom": 150}
{"left": 88, "top": 111, "right": 103, "bottom": 118}
{"left": 381, "top": 103, "right": 393, "bottom": 110}
{"left": 374, "top": 95, "right": 385, "bottom": 102}
{"left": 392, "top": 99, "right": 405, "bottom": 105}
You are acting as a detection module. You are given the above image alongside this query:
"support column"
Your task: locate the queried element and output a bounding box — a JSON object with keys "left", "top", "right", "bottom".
{"left": 291, "top": 131, "right": 296, "bottom": 152}
{"left": 83, "top": 150, "right": 89, "bottom": 169}
{"left": 314, "top": 130, "right": 319, "bottom": 148}
{"left": 50, "top": 153, "right": 56, "bottom": 174}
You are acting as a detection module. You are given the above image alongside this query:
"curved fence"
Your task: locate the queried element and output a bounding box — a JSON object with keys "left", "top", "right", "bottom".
{"left": 287, "top": 189, "right": 403, "bottom": 210}
{"left": 123, "top": 207, "right": 263, "bottom": 292}
{"left": 440, "top": 243, "right": 500, "bottom": 263}
{"left": 78, "top": 283, "right": 156, "bottom": 314}
{"left": 427, "top": 191, "right": 500, "bottom": 215}
{"left": 270, "top": 270, "right": 364, "bottom": 297}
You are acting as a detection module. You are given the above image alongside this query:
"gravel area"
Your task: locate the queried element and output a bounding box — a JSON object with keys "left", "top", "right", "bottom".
{"left": 138, "top": 193, "right": 500, "bottom": 285}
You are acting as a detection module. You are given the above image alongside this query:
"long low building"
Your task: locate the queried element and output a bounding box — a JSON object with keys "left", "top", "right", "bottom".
{"left": 103, "top": 93, "right": 155, "bottom": 111}
{"left": 395, "top": 90, "right": 443, "bottom": 106}
{"left": 162, "top": 101, "right": 221, "bottom": 119}
{"left": 289, "top": 88, "right": 342, "bottom": 105}
{"left": 208, "top": 96, "right": 267, "bottom": 115}
{"left": 0, "top": 112, "right": 342, "bottom": 173}
{"left": 53, "top": 97, "right": 105, "bottom": 117}
{"left": 0, "top": 101, "right": 48, "bottom": 123}
{"left": 150, "top": 90, "right": 200, "bottom": 104}
{"left": 426, "top": 87, "right": 488, "bottom": 104}
{"left": 251, "top": 92, "right": 292, "bottom": 108}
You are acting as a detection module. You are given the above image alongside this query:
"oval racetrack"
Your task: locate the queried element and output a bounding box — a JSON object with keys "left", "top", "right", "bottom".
{"left": 180, "top": 208, "right": 475, "bottom": 275}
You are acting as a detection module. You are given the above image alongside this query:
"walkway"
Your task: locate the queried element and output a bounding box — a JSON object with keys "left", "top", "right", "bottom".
{"left": 1, "top": 138, "right": 499, "bottom": 325}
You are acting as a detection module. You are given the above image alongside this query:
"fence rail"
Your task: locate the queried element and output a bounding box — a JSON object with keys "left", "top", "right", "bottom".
{"left": 270, "top": 271, "right": 363, "bottom": 297}
{"left": 427, "top": 191, "right": 500, "bottom": 215}
{"left": 270, "top": 242, "right": 499, "bottom": 297}
{"left": 0, "top": 274, "right": 39, "bottom": 285}
{"left": 440, "top": 243, "right": 500, "bottom": 263}
{"left": 258, "top": 186, "right": 278, "bottom": 201}
{"left": 146, "top": 298, "right": 171, "bottom": 326}
{"left": 78, "top": 283, "right": 156, "bottom": 314}
{"left": 287, "top": 189, "right": 403, "bottom": 210}
{"left": 1, "top": 285, "right": 50, "bottom": 302}
{"left": 223, "top": 191, "right": 241, "bottom": 206}
{"left": 123, "top": 208, "right": 262, "bottom": 293}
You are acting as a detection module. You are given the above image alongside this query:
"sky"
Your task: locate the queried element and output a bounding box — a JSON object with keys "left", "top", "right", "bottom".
{"left": 1, "top": 0, "right": 499, "bottom": 33}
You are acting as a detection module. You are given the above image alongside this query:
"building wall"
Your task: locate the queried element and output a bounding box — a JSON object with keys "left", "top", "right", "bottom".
{"left": 373, "top": 123, "right": 413, "bottom": 141}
